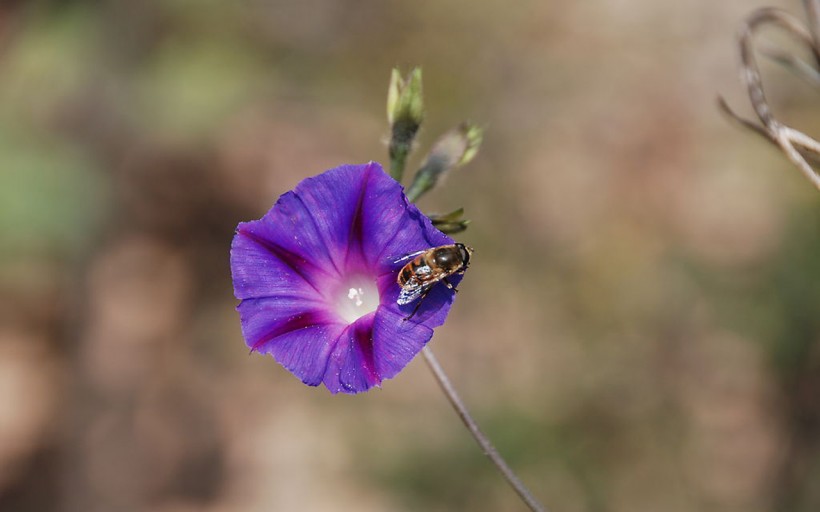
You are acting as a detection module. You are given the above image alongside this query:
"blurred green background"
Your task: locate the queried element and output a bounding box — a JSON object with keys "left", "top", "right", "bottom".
{"left": 2, "top": 0, "right": 820, "bottom": 511}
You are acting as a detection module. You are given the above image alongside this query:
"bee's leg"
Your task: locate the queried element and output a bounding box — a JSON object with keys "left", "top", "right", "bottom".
{"left": 404, "top": 289, "right": 432, "bottom": 321}
{"left": 442, "top": 277, "right": 458, "bottom": 293}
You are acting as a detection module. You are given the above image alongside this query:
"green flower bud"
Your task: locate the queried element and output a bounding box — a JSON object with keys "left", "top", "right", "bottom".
{"left": 387, "top": 68, "right": 424, "bottom": 127}
{"left": 387, "top": 68, "right": 425, "bottom": 183}
{"left": 405, "top": 122, "right": 484, "bottom": 202}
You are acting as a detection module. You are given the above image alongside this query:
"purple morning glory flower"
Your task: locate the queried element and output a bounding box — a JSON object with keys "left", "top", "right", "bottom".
{"left": 230, "top": 162, "right": 461, "bottom": 394}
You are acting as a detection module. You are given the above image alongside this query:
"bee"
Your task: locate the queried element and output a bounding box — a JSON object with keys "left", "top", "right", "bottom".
{"left": 394, "top": 243, "right": 474, "bottom": 320}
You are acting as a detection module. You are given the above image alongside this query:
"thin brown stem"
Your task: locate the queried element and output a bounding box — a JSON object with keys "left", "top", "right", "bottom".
{"left": 803, "top": 0, "right": 820, "bottom": 63}
{"left": 721, "top": 5, "right": 820, "bottom": 191}
{"left": 421, "top": 346, "right": 546, "bottom": 512}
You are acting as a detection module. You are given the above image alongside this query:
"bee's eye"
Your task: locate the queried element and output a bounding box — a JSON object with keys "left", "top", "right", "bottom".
{"left": 459, "top": 246, "right": 470, "bottom": 265}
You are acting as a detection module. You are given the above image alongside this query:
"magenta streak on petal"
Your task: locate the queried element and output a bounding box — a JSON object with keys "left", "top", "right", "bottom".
{"left": 343, "top": 165, "right": 371, "bottom": 270}
{"left": 249, "top": 310, "right": 334, "bottom": 354}
{"left": 353, "top": 318, "right": 379, "bottom": 384}
{"left": 292, "top": 193, "right": 344, "bottom": 278}
{"left": 239, "top": 229, "right": 326, "bottom": 295}
{"left": 374, "top": 226, "right": 405, "bottom": 270}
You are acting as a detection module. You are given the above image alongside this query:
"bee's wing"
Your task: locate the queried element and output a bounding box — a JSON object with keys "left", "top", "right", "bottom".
{"left": 392, "top": 249, "right": 428, "bottom": 265}
{"left": 397, "top": 281, "right": 432, "bottom": 305}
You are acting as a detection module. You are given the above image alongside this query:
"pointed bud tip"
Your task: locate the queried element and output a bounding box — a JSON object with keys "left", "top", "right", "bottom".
{"left": 456, "top": 122, "right": 484, "bottom": 167}
{"left": 387, "top": 67, "right": 424, "bottom": 128}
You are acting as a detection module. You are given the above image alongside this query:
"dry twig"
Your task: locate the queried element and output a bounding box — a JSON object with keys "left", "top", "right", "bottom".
{"left": 719, "top": 0, "right": 820, "bottom": 191}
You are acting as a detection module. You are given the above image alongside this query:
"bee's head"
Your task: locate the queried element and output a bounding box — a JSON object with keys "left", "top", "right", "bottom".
{"left": 456, "top": 243, "right": 473, "bottom": 267}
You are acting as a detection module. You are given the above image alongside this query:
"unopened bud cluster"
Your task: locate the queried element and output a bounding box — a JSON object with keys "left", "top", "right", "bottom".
{"left": 386, "top": 67, "right": 484, "bottom": 232}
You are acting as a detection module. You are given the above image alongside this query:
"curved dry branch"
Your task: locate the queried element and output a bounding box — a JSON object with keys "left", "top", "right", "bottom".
{"left": 803, "top": 0, "right": 820, "bottom": 63}
{"left": 722, "top": 2, "right": 820, "bottom": 191}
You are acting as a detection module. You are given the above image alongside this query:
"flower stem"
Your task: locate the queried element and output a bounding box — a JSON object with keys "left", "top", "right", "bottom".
{"left": 389, "top": 138, "right": 411, "bottom": 182}
{"left": 421, "top": 346, "right": 546, "bottom": 512}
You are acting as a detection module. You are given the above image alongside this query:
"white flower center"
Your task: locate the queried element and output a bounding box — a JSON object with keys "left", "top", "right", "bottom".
{"left": 333, "top": 275, "right": 380, "bottom": 323}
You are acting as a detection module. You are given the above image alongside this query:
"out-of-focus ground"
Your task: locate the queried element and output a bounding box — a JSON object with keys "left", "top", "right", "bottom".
{"left": 1, "top": 0, "right": 819, "bottom": 511}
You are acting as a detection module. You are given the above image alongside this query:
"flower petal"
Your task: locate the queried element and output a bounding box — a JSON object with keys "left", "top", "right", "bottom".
{"left": 231, "top": 222, "right": 329, "bottom": 301}
{"left": 376, "top": 271, "right": 463, "bottom": 328}
{"left": 237, "top": 297, "right": 344, "bottom": 386}
{"left": 370, "top": 206, "right": 455, "bottom": 274}
{"left": 288, "top": 162, "right": 381, "bottom": 273}
{"left": 323, "top": 313, "right": 382, "bottom": 393}
{"left": 294, "top": 161, "right": 453, "bottom": 271}
{"left": 371, "top": 306, "right": 435, "bottom": 379}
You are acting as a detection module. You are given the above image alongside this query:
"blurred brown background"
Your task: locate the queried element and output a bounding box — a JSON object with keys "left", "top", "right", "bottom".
{"left": 2, "top": 0, "right": 820, "bottom": 511}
